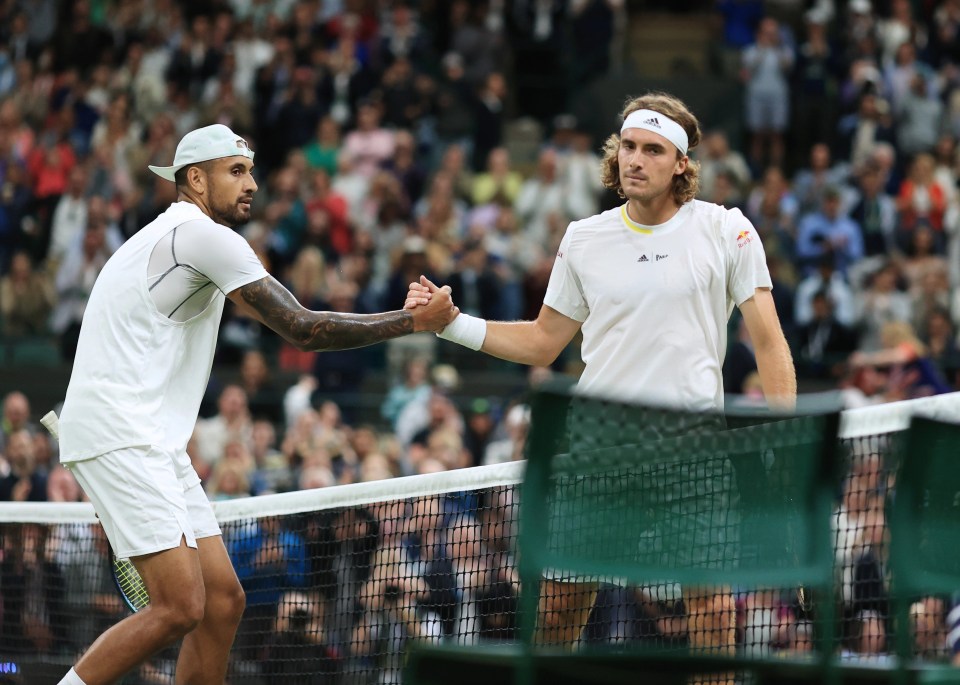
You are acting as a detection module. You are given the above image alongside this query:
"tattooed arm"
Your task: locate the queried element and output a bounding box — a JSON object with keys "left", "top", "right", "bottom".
{"left": 227, "top": 275, "right": 457, "bottom": 352}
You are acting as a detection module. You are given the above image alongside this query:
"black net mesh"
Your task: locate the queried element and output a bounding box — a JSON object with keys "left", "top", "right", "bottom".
{"left": 1, "top": 394, "right": 959, "bottom": 684}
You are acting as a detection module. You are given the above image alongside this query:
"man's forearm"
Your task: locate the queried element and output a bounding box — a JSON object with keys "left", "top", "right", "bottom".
{"left": 237, "top": 277, "right": 414, "bottom": 351}
{"left": 755, "top": 336, "right": 797, "bottom": 410}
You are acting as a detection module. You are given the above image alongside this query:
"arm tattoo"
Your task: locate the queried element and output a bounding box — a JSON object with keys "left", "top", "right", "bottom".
{"left": 238, "top": 276, "right": 413, "bottom": 351}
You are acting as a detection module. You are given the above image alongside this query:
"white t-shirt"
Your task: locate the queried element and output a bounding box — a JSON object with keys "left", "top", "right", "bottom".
{"left": 544, "top": 200, "right": 772, "bottom": 411}
{"left": 59, "top": 202, "right": 268, "bottom": 464}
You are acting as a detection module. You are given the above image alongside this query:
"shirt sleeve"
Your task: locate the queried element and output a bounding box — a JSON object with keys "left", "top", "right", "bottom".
{"left": 724, "top": 208, "right": 773, "bottom": 306}
{"left": 543, "top": 223, "right": 589, "bottom": 322}
{"left": 174, "top": 219, "right": 269, "bottom": 294}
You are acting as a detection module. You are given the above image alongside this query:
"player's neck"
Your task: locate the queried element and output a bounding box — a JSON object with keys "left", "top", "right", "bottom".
{"left": 177, "top": 192, "right": 213, "bottom": 220}
{"left": 624, "top": 195, "right": 681, "bottom": 227}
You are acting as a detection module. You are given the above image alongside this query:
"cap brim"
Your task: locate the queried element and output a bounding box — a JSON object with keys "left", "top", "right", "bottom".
{"left": 147, "top": 164, "right": 183, "bottom": 182}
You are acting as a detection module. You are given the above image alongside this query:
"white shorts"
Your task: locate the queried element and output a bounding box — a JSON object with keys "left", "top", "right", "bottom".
{"left": 68, "top": 446, "right": 221, "bottom": 559}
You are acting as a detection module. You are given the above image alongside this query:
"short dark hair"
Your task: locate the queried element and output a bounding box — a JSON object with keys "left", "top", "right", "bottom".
{"left": 174, "top": 160, "right": 215, "bottom": 191}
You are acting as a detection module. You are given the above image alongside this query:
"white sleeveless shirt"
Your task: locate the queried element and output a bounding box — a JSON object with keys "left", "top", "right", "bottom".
{"left": 59, "top": 202, "right": 267, "bottom": 464}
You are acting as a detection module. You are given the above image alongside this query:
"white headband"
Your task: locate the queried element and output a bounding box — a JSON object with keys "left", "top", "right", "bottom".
{"left": 620, "top": 109, "right": 689, "bottom": 156}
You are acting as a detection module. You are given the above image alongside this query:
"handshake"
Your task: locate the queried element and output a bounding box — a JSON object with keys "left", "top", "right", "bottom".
{"left": 403, "top": 275, "right": 458, "bottom": 333}
{"left": 404, "top": 275, "right": 488, "bottom": 351}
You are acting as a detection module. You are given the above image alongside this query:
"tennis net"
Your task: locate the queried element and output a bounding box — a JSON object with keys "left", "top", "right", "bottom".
{"left": 1, "top": 392, "right": 959, "bottom": 684}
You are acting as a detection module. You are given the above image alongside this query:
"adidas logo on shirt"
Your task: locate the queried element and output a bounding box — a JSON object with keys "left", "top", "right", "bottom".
{"left": 637, "top": 255, "right": 649, "bottom": 263}
{"left": 643, "top": 117, "right": 661, "bottom": 128}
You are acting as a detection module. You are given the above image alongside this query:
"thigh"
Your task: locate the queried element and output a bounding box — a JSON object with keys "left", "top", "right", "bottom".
{"left": 69, "top": 446, "right": 197, "bottom": 559}
{"left": 194, "top": 535, "right": 242, "bottom": 598}
{"left": 132, "top": 537, "right": 205, "bottom": 608}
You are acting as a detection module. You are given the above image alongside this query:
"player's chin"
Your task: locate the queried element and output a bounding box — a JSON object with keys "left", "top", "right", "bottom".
{"left": 234, "top": 203, "right": 253, "bottom": 222}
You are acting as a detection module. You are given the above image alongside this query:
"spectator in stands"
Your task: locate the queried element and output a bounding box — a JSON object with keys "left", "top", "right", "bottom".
{"left": 445, "top": 238, "right": 502, "bottom": 320}
{"left": 25, "top": 132, "right": 77, "bottom": 260}
{"left": 0, "top": 429, "right": 47, "bottom": 502}
{"left": 436, "top": 143, "right": 475, "bottom": 205}
{"left": 382, "top": 128, "right": 427, "bottom": 210}
{"left": 52, "top": 523, "right": 124, "bottom": 654}
{"left": 905, "top": 234, "right": 950, "bottom": 326}
{"left": 342, "top": 100, "right": 395, "bottom": 180}
{"left": 796, "top": 186, "right": 864, "bottom": 277}
{"left": 50, "top": 218, "right": 113, "bottom": 359}
{"left": 250, "top": 419, "right": 292, "bottom": 494}
{"left": 896, "top": 73, "right": 944, "bottom": 159}
{"left": 261, "top": 590, "right": 339, "bottom": 685}
{"left": 849, "top": 163, "right": 897, "bottom": 260}
{"left": 515, "top": 147, "right": 568, "bottom": 245}
{"left": 483, "top": 403, "right": 531, "bottom": 466}
{"left": 472, "top": 72, "right": 507, "bottom": 172}
{"left": 793, "top": 143, "right": 851, "bottom": 217}
{"left": 855, "top": 262, "right": 913, "bottom": 351}
{"left": 352, "top": 536, "right": 442, "bottom": 682}
{"left": 795, "top": 290, "right": 858, "bottom": 381}
{"left": 230, "top": 515, "right": 308, "bottom": 661}
{"left": 911, "top": 597, "right": 949, "bottom": 662}
{"left": 741, "top": 17, "right": 793, "bottom": 171}
{"left": 795, "top": 255, "right": 856, "bottom": 328}
{"left": 842, "top": 610, "right": 892, "bottom": 663}
{"left": 697, "top": 130, "right": 752, "bottom": 204}
{"left": 193, "top": 384, "right": 253, "bottom": 469}
{"left": 882, "top": 41, "right": 933, "bottom": 112}
{"left": 0, "top": 523, "right": 61, "bottom": 655}
{"left": 47, "top": 165, "right": 88, "bottom": 266}
{"left": 302, "top": 116, "right": 341, "bottom": 179}
{"left": 239, "top": 349, "right": 283, "bottom": 424}
{"left": 834, "top": 453, "right": 887, "bottom": 608}
{"left": 0, "top": 391, "right": 32, "bottom": 452}
{"left": 837, "top": 92, "right": 896, "bottom": 169}
{"left": 922, "top": 306, "right": 959, "bottom": 379}
{"left": 850, "top": 320, "right": 952, "bottom": 397}
{"left": 471, "top": 147, "right": 523, "bottom": 207}
{"left": 381, "top": 356, "right": 432, "bottom": 431}
{"left": 462, "top": 398, "right": 496, "bottom": 468}
{"left": 0, "top": 250, "right": 54, "bottom": 336}
{"left": 206, "top": 460, "right": 252, "bottom": 500}
{"left": 896, "top": 153, "right": 949, "bottom": 250}
{"left": 745, "top": 166, "right": 799, "bottom": 267}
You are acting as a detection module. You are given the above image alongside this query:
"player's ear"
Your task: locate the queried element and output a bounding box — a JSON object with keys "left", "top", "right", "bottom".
{"left": 187, "top": 165, "right": 207, "bottom": 195}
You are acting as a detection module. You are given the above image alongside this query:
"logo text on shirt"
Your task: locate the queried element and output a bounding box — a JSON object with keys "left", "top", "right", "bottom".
{"left": 637, "top": 254, "right": 649, "bottom": 263}
{"left": 656, "top": 254, "right": 668, "bottom": 261}
{"left": 736, "top": 230, "right": 753, "bottom": 249}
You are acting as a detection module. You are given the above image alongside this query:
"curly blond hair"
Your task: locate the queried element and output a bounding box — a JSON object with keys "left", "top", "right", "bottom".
{"left": 600, "top": 92, "right": 702, "bottom": 205}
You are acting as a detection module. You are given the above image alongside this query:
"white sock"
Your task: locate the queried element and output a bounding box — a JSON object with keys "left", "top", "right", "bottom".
{"left": 58, "top": 667, "right": 88, "bottom": 685}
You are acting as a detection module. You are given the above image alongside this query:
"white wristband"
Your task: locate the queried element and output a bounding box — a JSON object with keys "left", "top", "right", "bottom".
{"left": 437, "top": 313, "right": 487, "bottom": 351}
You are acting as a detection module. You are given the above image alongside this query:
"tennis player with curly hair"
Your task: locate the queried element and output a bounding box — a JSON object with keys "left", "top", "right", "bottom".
{"left": 408, "top": 92, "right": 796, "bottom": 670}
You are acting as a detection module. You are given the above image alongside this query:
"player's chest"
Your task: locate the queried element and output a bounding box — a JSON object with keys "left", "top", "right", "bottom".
{"left": 577, "top": 232, "right": 724, "bottom": 302}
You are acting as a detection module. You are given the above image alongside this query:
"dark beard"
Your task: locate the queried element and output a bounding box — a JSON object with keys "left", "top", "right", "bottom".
{"left": 211, "top": 200, "right": 251, "bottom": 228}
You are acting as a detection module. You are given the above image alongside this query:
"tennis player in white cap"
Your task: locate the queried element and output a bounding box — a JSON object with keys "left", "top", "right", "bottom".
{"left": 408, "top": 92, "right": 795, "bottom": 675}
{"left": 55, "top": 124, "right": 456, "bottom": 685}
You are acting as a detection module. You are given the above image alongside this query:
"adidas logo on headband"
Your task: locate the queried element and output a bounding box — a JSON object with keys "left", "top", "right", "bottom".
{"left": 621, "top": 109, "right": 689, "bottom": 155}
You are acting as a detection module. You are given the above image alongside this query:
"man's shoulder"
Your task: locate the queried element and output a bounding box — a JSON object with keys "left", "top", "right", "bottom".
{"left": 568, "top": 206, "right": 621, "bottom": 232}
{"left": 685, "top": 200, "right": 751, "bottom": 236}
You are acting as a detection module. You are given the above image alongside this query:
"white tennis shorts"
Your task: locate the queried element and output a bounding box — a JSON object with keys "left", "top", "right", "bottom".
{"left": 68, "top": 446, "right": 221, "bottom": 559}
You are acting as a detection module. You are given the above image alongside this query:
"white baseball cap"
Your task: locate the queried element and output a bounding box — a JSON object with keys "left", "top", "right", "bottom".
{"left": 148, "top": 124, "right": 255, "bottom": 182}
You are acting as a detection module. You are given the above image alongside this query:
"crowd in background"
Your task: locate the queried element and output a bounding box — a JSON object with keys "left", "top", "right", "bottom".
{"left": 1, "top": 0, "right": 960, "bottom": 679}
{"left": 0, "top": 0, "right": 956, "bottom": 494}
